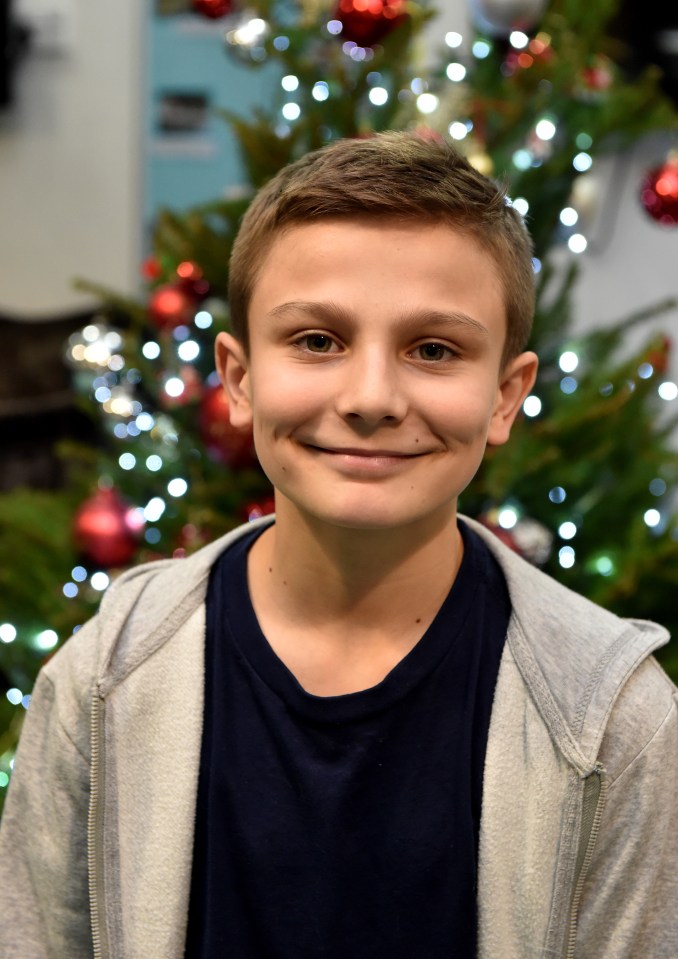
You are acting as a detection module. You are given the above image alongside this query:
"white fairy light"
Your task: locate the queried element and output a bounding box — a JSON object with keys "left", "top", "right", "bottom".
{"left": 535, "top": 118, "right": 556, "bottom": 141}
{"left": 560, "top": 207, "right": 578, "bottom": 227}
{"left": 416, "top": 93, "right": 439, "bottom": 114}
{"left": 446, "top": 62, "right": 466, "bottom": 82}
{"left": 498, "top": 507, "right": 518, "bottom": 529}
{"left": 312, "top": 81, "right": 329, "bottom": 102}
{"left": 369, "top": 87, "right": 389, "bottom": 106}
{"left": 644, "top": 509, "right": 661, "bottom": 528}
{"left": 0, "top": 624, "right": 17, "bottom": 643}
{"left": 281, "top": 74, "right": 299, "bottom": 91}
{"left": 568, "top": 233, "right": 587, "bottom": 253}
{"left": 523, "top": 395, "right": 542, "bottom": 417}
{"left": 658, "top": 381, "right": 678, "bottom": 401}
{"left": 448, "top": 121, "right": 468, "bottom": 140}
{"left": 558, "top": 351, "right": 579, "bottom": 373}
{"left": 282, "top": 103, "right": 301, "bottom": 121}
{"left": 91, "top": 572, "right": 110, "bottom": 592}
{"left": 573, "top": 152, "right": 593, "bottom": 172}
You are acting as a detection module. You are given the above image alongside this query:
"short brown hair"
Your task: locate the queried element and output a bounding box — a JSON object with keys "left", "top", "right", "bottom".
{"left": 228, "top": 131, "right": 535, "bottom": 365}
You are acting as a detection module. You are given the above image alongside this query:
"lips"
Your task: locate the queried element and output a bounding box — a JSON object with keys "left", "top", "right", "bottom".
{"left": 306, "top": 444, "right": 424, "bottom": 458}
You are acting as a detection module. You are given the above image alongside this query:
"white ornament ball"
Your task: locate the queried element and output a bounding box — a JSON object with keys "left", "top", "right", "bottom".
{"left": 467, "top": 0, "right": 548, "bottom": 37}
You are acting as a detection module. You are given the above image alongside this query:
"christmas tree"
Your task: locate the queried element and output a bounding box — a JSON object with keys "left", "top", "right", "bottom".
{"left": 2, "top": 0, "right": 678, "bottom": 809}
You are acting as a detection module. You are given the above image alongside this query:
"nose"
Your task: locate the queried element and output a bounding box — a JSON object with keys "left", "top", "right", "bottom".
{"left": 334, "top": 347, "right": 408, "bottom": 427}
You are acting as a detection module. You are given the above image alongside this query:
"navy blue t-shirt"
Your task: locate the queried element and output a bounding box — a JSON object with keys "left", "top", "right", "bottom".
{"left": 184, "top": 520, "right": 511, "bottom": 958}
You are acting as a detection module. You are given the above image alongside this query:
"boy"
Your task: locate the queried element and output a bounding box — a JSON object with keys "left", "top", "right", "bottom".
{"left": 1, "top": 132, "right": 676, "bottom": 958}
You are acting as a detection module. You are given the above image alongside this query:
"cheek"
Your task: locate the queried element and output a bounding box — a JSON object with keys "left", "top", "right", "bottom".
{"left": 427, "top": 389, "right": 498, "bottom": 443}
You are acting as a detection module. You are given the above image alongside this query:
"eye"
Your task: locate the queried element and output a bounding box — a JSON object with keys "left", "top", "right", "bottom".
{"left": 295, "top": 333, "right": 337, "bottom": 353}
{"left": 413, "top": 342, "right": 455, "bottom": 362}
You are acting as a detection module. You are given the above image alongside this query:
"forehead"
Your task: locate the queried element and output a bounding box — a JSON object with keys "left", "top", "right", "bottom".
{"left": 249, "top": 217, "right": 507, "bottom": 334}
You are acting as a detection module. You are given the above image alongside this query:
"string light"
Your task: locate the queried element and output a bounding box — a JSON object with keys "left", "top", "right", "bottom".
{"left": 559, "top": 546, "right": 576, "bottom": 568}
{"left": 658, "top": 381, "right": 678, "bottom": 401}
{"left": 144, "top": 497, "right": 166, "bottom": 522}
{"left": 0, "top": 624, "right": 17, "bottom": 643}
{"left": 650, "top": 478, "right": 667, "bottom": 496}
{"left": 91, "top": 572, "right": 110, "bottom": 591}
{"left": 448, "top": 121, "right": 469, "bottom": 140}
{"left": 136, "top": 413, "right": 155, "bottom": 431}
{"left": 312, "top": 81, "right": 330, "bottom": 102}
{"left": 549, "top": 486, "right": 567, "bottom": 503}
{"left": 535, "top": 118, "right": 556, "bottom": 141}
{"left": 472, "top": 39, "right": 491, "bottom": 58}
{"left": 35, "top": 629, "right": 58, "bottom": 651}
{"left": 282, "top": 103, "right": 301, "bottom": 121}
{"left": 445, "top": 31, "right": 463, "bottom": 47}
{"left": 446, "top": 63, "right": 466, "bottom": 82}
{"left": 558, "top": 351, "right": 579, "bottom": 373}
{"left": 595, "top": 556, "right": 614, "bottom": 575}
{"left": 512, "top": 149, "right": 532, "bottom": 171}
{"left": 523, "top": 395, "right": 542, "bottom": 417}
{"left": 644, "top": 509, "right": 661, "bottom": 528}
{"left": 568, "top": 234, "right": 587, "bottom": 253}
{"left": 369, "top": 87, "right": 388, "bottom": 105}
{"left": 498, "top": 507, "right": 519, "bottom": 529}
{"left": 558, "top": 521, "right": 577, "bottom": 540}
{"left": 509, "top": 31, "right": 529, "bottom": 49}
{"left": 167, "top": 478, "right": 189, "bottom": 497}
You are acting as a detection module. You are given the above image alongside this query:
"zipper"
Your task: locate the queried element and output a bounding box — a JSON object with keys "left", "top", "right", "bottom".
{"left": 565, "top": 766, "right": 607, "bottom": 958}
{"left": 87, "top": 686, "right": 109, "bottom": 959}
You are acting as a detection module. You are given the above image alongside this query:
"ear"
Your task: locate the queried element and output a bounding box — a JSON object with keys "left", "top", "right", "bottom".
{"left": 214, "top": 331, "right": 253, "bottom": 429}
{"left": 487, "top": 351, "right": 539, "bottom": 447}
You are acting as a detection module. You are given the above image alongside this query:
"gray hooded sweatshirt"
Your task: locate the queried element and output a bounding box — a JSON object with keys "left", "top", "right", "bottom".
{"left": 0, "top": 516, "right": 676, "bottom": 958}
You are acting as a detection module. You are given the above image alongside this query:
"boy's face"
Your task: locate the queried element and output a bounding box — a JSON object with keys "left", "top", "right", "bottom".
{"left": 217, "top": 218, "right": 537, "bottom": 534}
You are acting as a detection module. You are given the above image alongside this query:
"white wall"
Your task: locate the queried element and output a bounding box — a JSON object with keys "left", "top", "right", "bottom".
{"left": 0, "top": 0, "right": 143, "bottom": 318}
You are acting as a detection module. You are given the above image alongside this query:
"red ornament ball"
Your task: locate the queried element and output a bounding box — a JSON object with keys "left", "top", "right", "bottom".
{"left": 176, "top": 260, "right": 210, "bottom": 299}
{"left": 198, "top": 384, "right": 257, "bottom": 468}
{"left": 333, "top": 0, "right": 406, "bottom": 47}
{"left": 141, "top": 255, "right": 162, "bottom": 281}
{"left": 148, "top": 283, "right": 198, "bottom": 330}
{"left": 73, "top": 488, "right": 144, "bottom": 568}
{"left": 640, "top": 157, "right": 678, "bottom": 226}
{"left": 192, "top": 0, "right": 234, "bottom": 17}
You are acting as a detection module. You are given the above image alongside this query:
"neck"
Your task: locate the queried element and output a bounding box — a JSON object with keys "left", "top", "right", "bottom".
{"left": 249, "top": 496, "right": 464, "bottom": 635}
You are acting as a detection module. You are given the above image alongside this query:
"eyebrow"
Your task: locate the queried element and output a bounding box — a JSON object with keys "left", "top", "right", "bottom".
{"left": 267, "top": 300, "right": 490, "bottom": 337}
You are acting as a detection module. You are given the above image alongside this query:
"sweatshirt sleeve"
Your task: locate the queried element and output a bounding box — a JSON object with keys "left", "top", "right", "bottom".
{"left": 0, "top": 618, "right": 99, "bottom": 959}
{"left": 576, "top": 656, "right": 678, "bottom": 957}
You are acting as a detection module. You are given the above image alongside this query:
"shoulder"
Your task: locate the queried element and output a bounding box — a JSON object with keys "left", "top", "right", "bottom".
{"left": 462, "top": 516, "right": 673, "bottom": 763}
{"left": 42, "top": 517, "right": 273, "bottom": 694}
{"left": 599, "top": 655, "right": 677, "bottom": 783}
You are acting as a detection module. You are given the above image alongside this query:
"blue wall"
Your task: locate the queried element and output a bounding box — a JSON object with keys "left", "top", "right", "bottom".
{"left": 145, "top": 12, "right": 279, "bottom": 225}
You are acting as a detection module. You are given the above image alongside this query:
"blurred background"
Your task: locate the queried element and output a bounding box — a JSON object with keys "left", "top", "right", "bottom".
{"left": 1, "top": 0, "right": 678, "bottom": 803}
